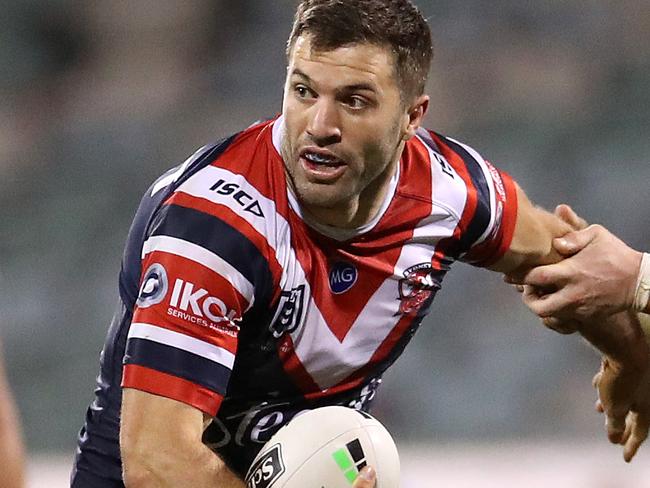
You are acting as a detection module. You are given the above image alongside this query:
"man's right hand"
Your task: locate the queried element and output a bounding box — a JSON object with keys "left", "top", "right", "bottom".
{"left": 352, "top": 466, "right": 377, "bottom": 488}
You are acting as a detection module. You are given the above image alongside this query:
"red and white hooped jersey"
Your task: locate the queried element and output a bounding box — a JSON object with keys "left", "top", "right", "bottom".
{"left": 74, "top": 115, "right": 518, "bottom": 481}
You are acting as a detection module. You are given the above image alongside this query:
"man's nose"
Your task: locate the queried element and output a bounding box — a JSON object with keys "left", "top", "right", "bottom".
{"left": 306, "top": 99, "right": 342, "bottom": 146}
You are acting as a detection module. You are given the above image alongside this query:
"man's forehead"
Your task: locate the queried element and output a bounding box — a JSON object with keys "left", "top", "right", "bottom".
{"left": 288, "top": 35, "right": 396, "bottom": 83}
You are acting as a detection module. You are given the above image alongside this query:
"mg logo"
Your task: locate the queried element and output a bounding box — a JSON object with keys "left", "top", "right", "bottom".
{"left": 329, "top": 262, "right": 358, "bottom": 294}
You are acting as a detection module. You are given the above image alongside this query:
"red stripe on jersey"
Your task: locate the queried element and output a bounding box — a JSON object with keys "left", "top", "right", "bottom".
{"left": 133, "top": 251, "right": 243, "bottom": 355}
{"left": 207, "top": 120, "right": 292, "bottom": 223}
{"left": 122, "top": 364, "right": 223, "bottom": 416}
{"left": 330, "top": 312, "right": 415, "bottom": 391}
{"left": 165, "top": 191, "right": 283, "bottom": 299}
{"left": 276, "top": 335, "right": 322, "bottom": 392}
{"left": 430, "top": 133, "right": 479, "bottom": 256}
{"left": 353, "top": 136, "right": 435, "bottom": 250}
{"left": 283, "top": 216, "right": 397, "bottom": 343}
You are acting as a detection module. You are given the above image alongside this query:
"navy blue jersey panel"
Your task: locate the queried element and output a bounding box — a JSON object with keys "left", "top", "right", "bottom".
{"left": 124, "top": 338, "right": 231, "bottom": 395}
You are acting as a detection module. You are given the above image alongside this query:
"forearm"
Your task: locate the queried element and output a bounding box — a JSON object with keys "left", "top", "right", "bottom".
{"left": 123, "top": 442, "right": 244, "bottom": 488}
{"left": 490, "top": 186, "right": 573, "bottom": 274}
{"left": 579, "top": 312, "right": 649, "bottom": 373}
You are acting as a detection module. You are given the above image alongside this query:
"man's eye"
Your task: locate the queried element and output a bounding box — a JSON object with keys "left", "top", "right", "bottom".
{"left": 346, "top": 96, "right": 368, "bottom": 109}
{"left": 295, "top": 85, "right": 312, "bottom": 99}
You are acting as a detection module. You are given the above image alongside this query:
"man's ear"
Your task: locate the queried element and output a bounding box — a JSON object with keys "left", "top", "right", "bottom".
{"left": 402, "top": 95, "right": 429, "bottom": 141}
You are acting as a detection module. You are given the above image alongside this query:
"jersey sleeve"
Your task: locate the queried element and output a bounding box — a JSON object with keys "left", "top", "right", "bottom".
{"left": 460, "top": 158, "right": 518, "bottom": 267}
{"left": 121, "top": 200, "right": 259, "bottom": 417}
{"left": 431, "top": 134, "right": 518, "bottom": 268}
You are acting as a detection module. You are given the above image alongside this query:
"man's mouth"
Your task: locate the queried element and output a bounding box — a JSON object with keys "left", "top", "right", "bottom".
{"left": 299, "top": 150, "right": 347, "bottom": 181}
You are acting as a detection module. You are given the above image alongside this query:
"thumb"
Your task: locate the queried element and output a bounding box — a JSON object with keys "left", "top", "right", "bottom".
{"left": 554, "top": 204, "right": 588, "bottom": 230}
{"left": 553, "top": 225, "right": 599, "bottom": 256}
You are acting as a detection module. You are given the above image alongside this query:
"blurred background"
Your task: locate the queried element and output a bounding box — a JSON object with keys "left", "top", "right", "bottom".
{"left": 2, "top": 0, "right": 649, "bottom": 486}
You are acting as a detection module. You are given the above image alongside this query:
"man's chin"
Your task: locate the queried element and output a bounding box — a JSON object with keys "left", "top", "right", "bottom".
{"left": 293, "top": 182, "right": 351, "bottom": 211}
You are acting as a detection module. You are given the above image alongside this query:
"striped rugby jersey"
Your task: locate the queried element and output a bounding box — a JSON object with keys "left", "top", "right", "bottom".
{"left": 72, "top": 116, "right": 517, "bottom": 483}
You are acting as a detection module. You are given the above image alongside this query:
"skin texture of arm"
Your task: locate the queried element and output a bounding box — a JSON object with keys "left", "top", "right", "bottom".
{"left": 0, "top": 345, "right": 26, "bottom": 488}
{"left": 120, "top": 388, "right": 245, "bottom": 488}
{"left": 488, "top": 185, "right": 575, "bottom": 275}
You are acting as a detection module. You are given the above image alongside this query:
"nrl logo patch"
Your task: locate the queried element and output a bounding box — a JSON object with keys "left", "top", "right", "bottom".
{"left": 245, "top": 444, "right": 285, "bottom": 488}
{"left": 397, "top": 263, "right": 442, "bottom": 316}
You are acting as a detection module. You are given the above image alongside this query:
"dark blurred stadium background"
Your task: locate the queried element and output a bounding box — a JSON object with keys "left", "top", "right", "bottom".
{"left": 2, "top": 1, "right": 650, "bottom": 485}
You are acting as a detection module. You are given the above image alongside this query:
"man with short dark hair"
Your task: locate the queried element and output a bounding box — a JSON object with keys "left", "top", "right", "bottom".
{"left": 72, "top": 1, "right": 648, "bottom": 486}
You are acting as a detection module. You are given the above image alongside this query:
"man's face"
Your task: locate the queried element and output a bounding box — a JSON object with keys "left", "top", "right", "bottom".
{"left": 281, "top": 35, "right": 413, "bottom": 223}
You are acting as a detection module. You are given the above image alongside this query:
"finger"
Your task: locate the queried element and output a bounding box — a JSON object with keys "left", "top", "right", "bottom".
{"left": 553, "top": 225, "right": 599, "bottom": 256}
{"left": 621, "top": 416, "right": 633, "bottom": 445}
{"left": 624, "top": 414, "right": 649, "bottom": 462}
{"left": 352, "top": 466, "right": 376, "bottom": 488}
{"left": 606, "top": 413, "right": 627, "bottom": 444}
{"left": 521, "top": 288, "right": 573, "bottom": 319}
{"left": 554, "top": 204, "right": 589, "bottom": 231}
{"left": 541, "top": 316, "right": 579, "bottom": 335}
{"left": 592, "top": 371, "right": 602, "bottom": 389}
{"left": 521, "top": 265, "right": 570, "bottom": 290}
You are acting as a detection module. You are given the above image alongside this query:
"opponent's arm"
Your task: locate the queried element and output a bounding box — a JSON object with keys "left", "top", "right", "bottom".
{"left": 121, "top": 388, "right": 244, "bottom": 488}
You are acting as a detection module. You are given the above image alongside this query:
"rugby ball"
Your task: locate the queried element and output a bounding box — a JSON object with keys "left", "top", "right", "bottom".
{"left": 244, "top": 406, "right": 400, "bottom": 488}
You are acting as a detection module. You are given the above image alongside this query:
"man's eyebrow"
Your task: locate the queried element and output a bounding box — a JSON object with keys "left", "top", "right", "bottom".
{"left": 290, "top": 69, "right": 377, "bottom": 93}
{"left": 291, "top": 69, "right": 312, "bottom": 82}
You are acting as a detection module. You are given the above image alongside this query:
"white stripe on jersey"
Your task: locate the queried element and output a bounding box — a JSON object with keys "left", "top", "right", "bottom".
{"left": 141, "top": 235, "right": 255, "bottom": 308}
{"left": 446, "top": 137, "right": 498, "bottom": 246}
{"left": 128, "top": 322, "right": 236, "bottom": 369}
{"left": 412, "top": 135, "right": 467, "bottom": 241}
{"left": 150, "top": 145, "right": 210, "bottom": 197}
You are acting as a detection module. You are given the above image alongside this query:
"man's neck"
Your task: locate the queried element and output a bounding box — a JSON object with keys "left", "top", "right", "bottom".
{"left": 298, "top": 151, "right": 402, "bottom": 230}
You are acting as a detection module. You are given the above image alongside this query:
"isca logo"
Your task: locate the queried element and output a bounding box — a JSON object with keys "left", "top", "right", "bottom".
{"left": 329, "top": 262, "right": 358, "bottom": 294}
{"left": 332, "top": 438, "right": 367, "bottom": 485}
{"left": 245, "top": 444, "right": 285, "bottom": 488}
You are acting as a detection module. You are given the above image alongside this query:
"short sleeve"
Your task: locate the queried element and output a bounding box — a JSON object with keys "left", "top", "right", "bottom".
{"left": 121, "top": 202, "right": 256, "bottom": 416}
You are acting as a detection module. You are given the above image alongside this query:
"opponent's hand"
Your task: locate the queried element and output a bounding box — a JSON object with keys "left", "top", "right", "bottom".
{"left": 352, "top": 466, "right": 377, "bottom": 488}
{"left": 506, "top": 204, "right": 587, "bottom": 334}
{"left": 517, "top": 224, "right": 642, "bottom": 322}
{"left": 594, "top": 361, "right": 650, "bottom": 462}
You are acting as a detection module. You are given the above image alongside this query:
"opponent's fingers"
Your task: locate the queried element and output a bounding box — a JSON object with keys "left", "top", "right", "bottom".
{"left": 521, "top": 287, "right": 573, "bottom": 319}
{"left": 520, "top": 265, "right": 570, "bottom": 289}
{"left": 554, "top": 204, "right": 589, "bottom": 231}
{"left": 541, "top": 316, "right": 579, "bottom": 335}
{"left": 606, "top": 412, "right": 627, "bottom": 444}
{"left": 553, "top": 225, "right": 600, "bottom": 256}
{"left": 595, "top": 399, "right": 604, "bottom": 413}
{"left": 624, "top": 414, "right": 649, "bottom": 462}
